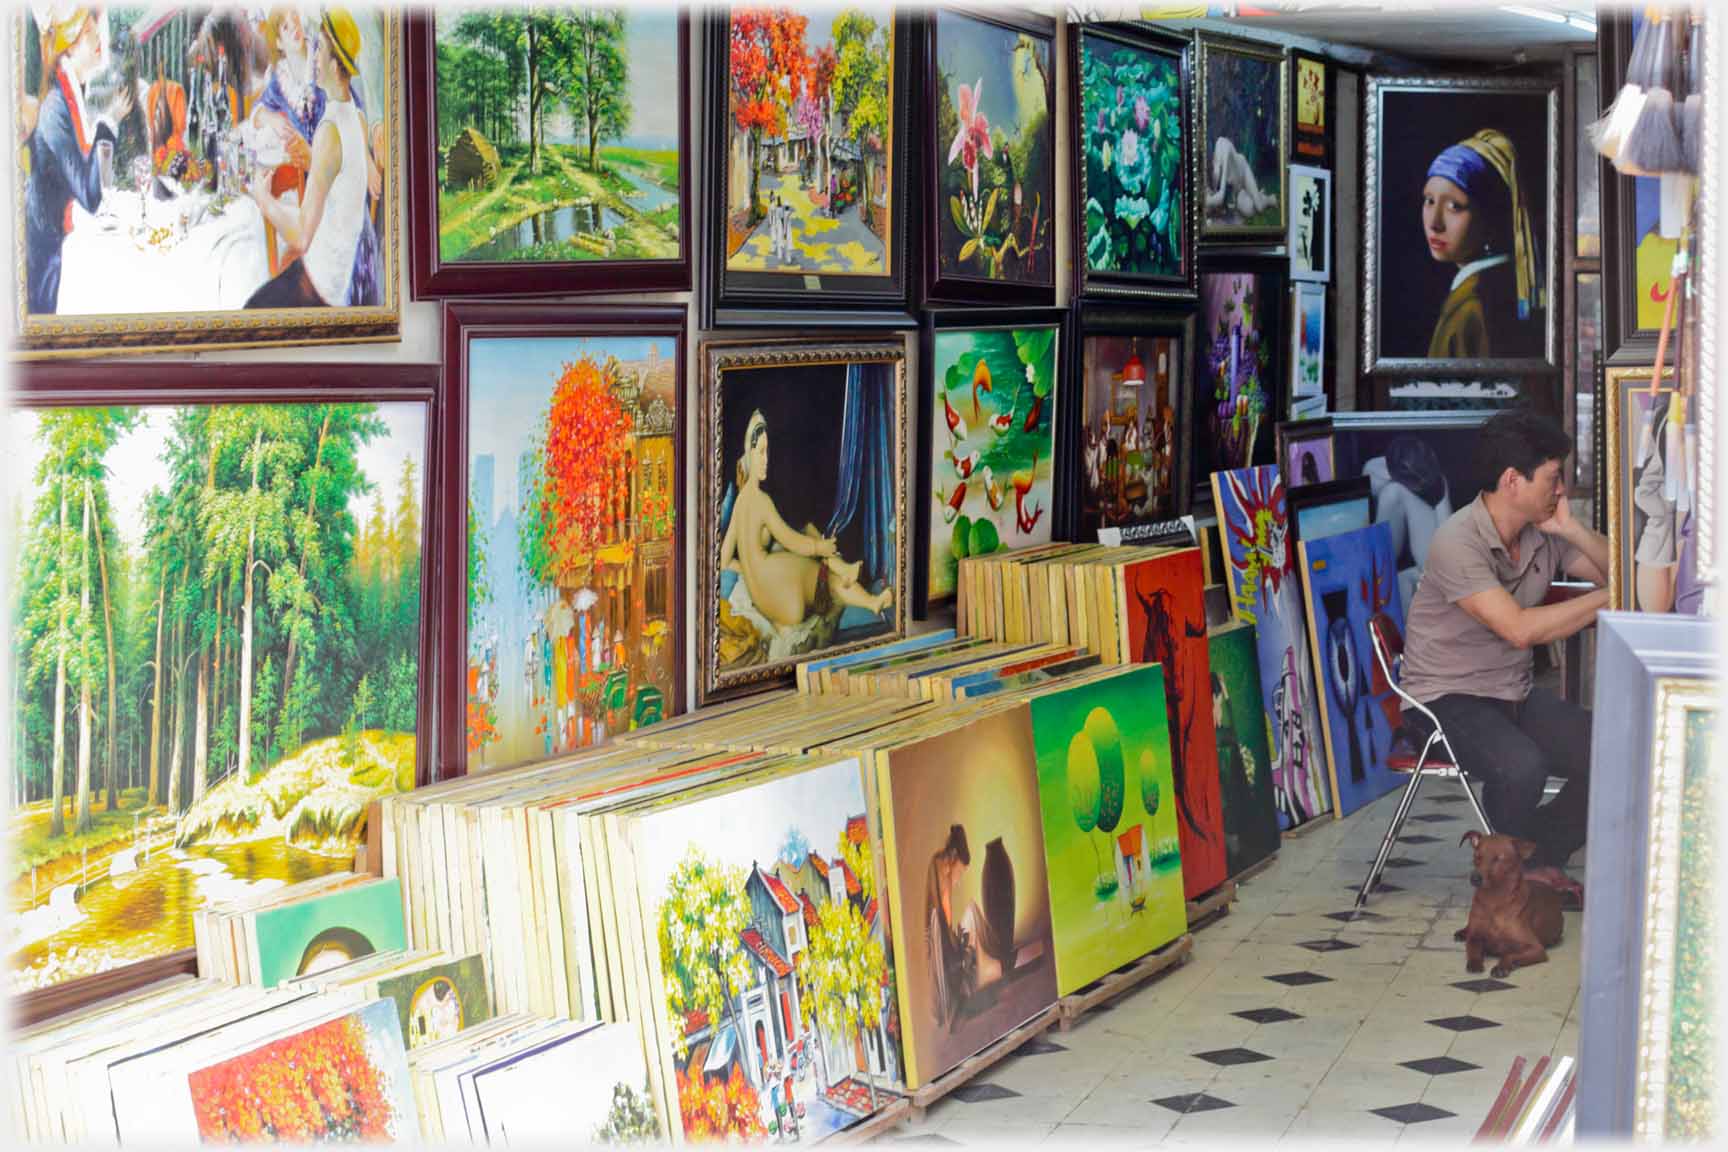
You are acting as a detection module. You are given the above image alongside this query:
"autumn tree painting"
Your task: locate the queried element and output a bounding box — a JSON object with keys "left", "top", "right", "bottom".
{"left": 9, "top": 401, "right": 426, "bottom": 994}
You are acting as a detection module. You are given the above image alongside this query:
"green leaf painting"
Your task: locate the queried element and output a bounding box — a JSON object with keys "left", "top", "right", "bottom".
{"left": 928, "top": 326, "right": 1060, "bottom": 603}
{"left": 1079, "top": 32, "right": 1185, "bottom": 280}
{"left": 1207, "top": 623, "right": 1281, "bottom": 876}
{"left": 1031, "top": 668, "right": 1186, "bottom": 995}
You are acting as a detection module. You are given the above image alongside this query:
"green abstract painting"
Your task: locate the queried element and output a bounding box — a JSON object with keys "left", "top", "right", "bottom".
{"left": 254, "top": 878, "right": 407, "bottom": 989}
{"left": 1208, "top": 622, "right": 1281, "bottom": 877}
{"left": 1029, "top": 667, "right": 1185, "bottom": 995}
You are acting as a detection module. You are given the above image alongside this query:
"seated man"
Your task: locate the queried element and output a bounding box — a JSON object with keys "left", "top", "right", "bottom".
{"left": 1399, "top": 411, "right": 1609, "bottom": 880}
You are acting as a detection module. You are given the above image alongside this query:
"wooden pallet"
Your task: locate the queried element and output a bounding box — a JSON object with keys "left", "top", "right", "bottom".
{"left": 1055, "top": 934, "right": 1194, "bottom": 1030}
{"left": 1230, "top": 853, "right": 1278, "bottom": 886}
{"left": 908, "top": 1006, "right": 1058, "bottom": 1119}
{"left": 1185, "top": 879, "right": 1237, "bottom": 928}
{"left": 818, "top": 1097, "right": 913, "bottom": 1145}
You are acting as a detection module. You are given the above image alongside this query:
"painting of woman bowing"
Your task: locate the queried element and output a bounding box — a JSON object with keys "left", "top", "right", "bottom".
{"left": 701, "top": 341, "right": 909, "bottom": 703}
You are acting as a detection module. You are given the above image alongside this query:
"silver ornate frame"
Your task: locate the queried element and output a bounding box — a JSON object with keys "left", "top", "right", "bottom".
{"left": 697, "top": 338, "right": 910, "bottom": 705}
{"left": 1194, "top": 32, "right": 1289, "bottom": 243}
{"left": 1692, "top": 2, "right": 1719, "bottom": 589}
{"left": 1361, "top": 74, "right": 1559, "bottom": 376}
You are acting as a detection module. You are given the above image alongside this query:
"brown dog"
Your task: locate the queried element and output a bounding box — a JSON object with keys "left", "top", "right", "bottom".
{"left": 1452, "top": 831, "right": 1564, "bottom": 978}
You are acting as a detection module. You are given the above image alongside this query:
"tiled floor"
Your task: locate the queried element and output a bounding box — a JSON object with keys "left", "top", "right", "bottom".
{"left": 884, "top": 785, "right": 1583, "bottom": 1146}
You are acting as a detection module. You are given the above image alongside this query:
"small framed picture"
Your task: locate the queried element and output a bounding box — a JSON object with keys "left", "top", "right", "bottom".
{"left": 1276, "top": 415, "right": 1335, "bottom": 489}
{"left": 1291, "top": 281, "right": 1327, "bottom": 404}
{"left": 1288, "top": 164, "right": 1330, "bottom": 282}
{"left": 1291, "top": 50, "right": 1329, "bottom": 163}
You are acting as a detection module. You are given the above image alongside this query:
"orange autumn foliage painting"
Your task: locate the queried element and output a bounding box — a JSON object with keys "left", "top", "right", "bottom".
{"left": 188, "top": 1002, "right": 412, "bottom": 1143}
{"left": 676, "top": 1061, "right": 765, "bottom": 1141}
{"left": 539, "top": 356, "right": 636, "bottom": 584}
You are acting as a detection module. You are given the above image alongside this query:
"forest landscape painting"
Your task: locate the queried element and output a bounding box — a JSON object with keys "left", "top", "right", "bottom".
{"left": 1029, "top": 668, "right": 1184, "bottom": 995}
{"left": 632, "top": 757, "right": 903, "bottom": 1142}
{"left": 9, "top": 399, "right": 426, "bottom": 993}
{"left": 724, "top": 7, "right": 895, "bottom": 277}
{"left": 1200, "top": 36, "right": 1285, "bottom": 235}
{"left": 933, "top": 10, "right": 1054, "bottom": 288}
{"left": 925, "top": 324, "right": 1058, "bottom": 605}
{"left": 433, "top": 7, "right": 682, "bottom": 265}
{"left": 464, "top": 335, "right": 677, "bottom": 771}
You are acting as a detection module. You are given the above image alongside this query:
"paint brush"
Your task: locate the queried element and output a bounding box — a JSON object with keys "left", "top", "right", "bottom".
{"left": 1618, "top": 9, "right": 1686, "bottom": 176}
{"left": 1678, "top": 8, "right": 1704, "bottom": 172}
{"left": 1591, "top": 5, "right": 1660, "bottom": 161}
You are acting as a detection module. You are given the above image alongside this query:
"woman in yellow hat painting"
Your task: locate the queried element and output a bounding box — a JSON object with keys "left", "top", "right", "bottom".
{"left": 245, "top": 7, "right": 370, "bottom": 309}
{"left": 23, "top": 6, "right": 134, "bottom": 314}
{"left": 1419, "top": 128, "right": 1545, "bottom": 359}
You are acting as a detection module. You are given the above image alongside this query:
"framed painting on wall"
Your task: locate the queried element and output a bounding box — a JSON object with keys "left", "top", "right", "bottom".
{"left": 1291, "top": 281, "right": 1326, "bottom": 403}
{"left": 1604, "top": 365, "right": 1693, "bottom": 613}
{"left": 1073, "top": 305, "right": 1195, "bottom": 534}
{"left": 441, "top": 304, "right": 685, "bottom": 778}
{"left": 1190, "top": 257, "right": 1287, "bottom": 509}
{"left": 1276, "top": 415, "right": 1334, "bottom": 489}
{"left": 924, "top": 7, "right": 1056, "bottom": 305}
{"left": 698, "top": 338, "right": 908, "bottom": 704}
{"left": 13, "top": 6, "right": 402, "bottom": 356}
{"left": 701, "top": 6, "right": 913, "bottom": 327}
{"left": 1196, "top": 32, "right": 1288, "bottom": 242}
{"left": 1363, "top": 74, "right": 1558, "bottom": 375}
{"left": 915, "top": 309, "right": 1064, "bottom": 616}
{"left": 1291, "top": 49, "right": 1329, "bottom": 164}
{"left": 1601, "top": 12, "right": 1678, "bottom": 363}
{"left": 405, "top": 8, "right": 690, "bottom": 298}
{"left": 1071, "top": 22, "right": 1195, "bottom": 302}
{"left": 1288, "top": 164, "right": 1330, "bottom": 282}
{"left": 1288, "top": 476, "right": 1372, "bottom": 543}
{"left": 8, "top": 363, "right": 437, "bottom": 1026}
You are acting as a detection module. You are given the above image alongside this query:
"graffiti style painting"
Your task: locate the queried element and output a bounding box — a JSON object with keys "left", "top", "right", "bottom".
{"left": 1208, "top": 622, "right": 1281, "bottom": 877}
{"left": 464, "top": 332, "right": 678, "bottom": 769}
{"left": 1029, "top": 668, "right": 1185, "bottom": 995}
{"left": 1119, "top": 548, "right": 1225, "bottom": 899}
{"left": 1210, "top": 465, "right": 1331, "bottom": 828}
{"left": 8, "top": 394, "right": 427, "bottom": 995}
{"left": 1297, "top": 522, "right": 1407, "bottom": 819}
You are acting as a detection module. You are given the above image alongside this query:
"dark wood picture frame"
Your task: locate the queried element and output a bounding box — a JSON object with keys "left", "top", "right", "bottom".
{"left": 1275, "top": 415, "right": 1335, "bottom": 488}
{"left": 914, "top": 306, "right": 1069, "bottom": 618}
{"left": 439, "top": 303, "right": 686, "bottom": 779}
{"left": 1190, "top": 252, "right": 1289, "bottom": 513}
{"left": 697, "top": 336, "right": 910, "bottom": 705}
{"left": 1070, "top": 22, "right": 1197, "bottom": 303}
{"left": 1599, "top": 12, "right": 1670, "bottom": 365}
{"left": 9, "top": 362, "right": 441, "bottom": 1028}
{"left": 1286, "top": 475, "right": 1372, "bottom": 542}
{"left": 405, "top": 10, "right": 693, "bottom": 299}
{"left": 1195, "top": 31, "right": 1290, "bottom": 244}
{"left": 1290, "top": 48, "right": 1331, "bottom": 165}
{"left": 1068, "top": 302, "right": 1198, "bottom": 536}
{"left": 921, "top": 6, "right": 1057, "bottom": 306}
{"left": 700, "top": 6, "right": 915, "bottom": 328}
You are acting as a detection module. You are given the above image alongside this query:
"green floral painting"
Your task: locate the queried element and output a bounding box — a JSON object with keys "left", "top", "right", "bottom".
{"left": 1029, "top": 667, "right": 1186, "bottom": 995}
{"left": 934, "top": 11, "right": 1053, "bottom": 284}
{"left": 1079, "top": 30, "right": 1186, "bottom": 281}
{"left": 927, "top": 325, "right": 1059, "bottom": 603}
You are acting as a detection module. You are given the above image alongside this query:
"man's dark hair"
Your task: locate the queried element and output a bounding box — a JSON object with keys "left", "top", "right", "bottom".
{"left": 1474, "top": 409, "right": 1572, "bottom": 494}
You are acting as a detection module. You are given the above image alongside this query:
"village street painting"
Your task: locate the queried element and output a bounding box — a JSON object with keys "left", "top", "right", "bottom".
{"left": 634, "top": 757, "right": 902, "bottom": 1142}
{"left": 435, "top": 7, "right": 681, "bottom": 263}
{"left": 465, "top": 336, "right": 677, "bottom": 770}
{"left": 725, "top": 8, "right": 895, "bottom": 276}
{"left": 9, "top": 402, "right": 426, "bottom": 993}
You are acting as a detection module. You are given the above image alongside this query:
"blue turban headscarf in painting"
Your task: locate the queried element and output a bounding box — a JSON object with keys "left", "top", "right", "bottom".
{"left": 1425, "top": 129, "right": 1543, "bottom": 321}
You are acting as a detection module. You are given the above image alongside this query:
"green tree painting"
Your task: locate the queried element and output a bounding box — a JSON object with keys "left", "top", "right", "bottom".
{"left": 927, "top": 325, "right": 1059, "bottom": 603}
{"left": 9, "top": 402, "right": 425, "bottom": 994}
{"left": 1029, "top": 667, "right": 1186, "bottom": 995}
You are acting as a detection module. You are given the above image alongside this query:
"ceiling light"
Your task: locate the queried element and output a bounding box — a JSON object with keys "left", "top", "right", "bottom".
{"left": 1501, "top": 4, "right": 1570, "bottom": 24}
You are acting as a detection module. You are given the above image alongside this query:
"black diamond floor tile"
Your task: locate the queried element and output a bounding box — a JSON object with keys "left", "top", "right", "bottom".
{"left": 1193, "top": 1047, "right": 1274, "bottom": 1066}
{"left": 1451, "top": 978, "right": 1517, "bottom": 993}
{"left": 1427, "top": 1014, "right": 1500, "bottom": 1032}
{"left": 1371, "top": 1102, "right": 1458, "bottom": 1124}
{"left": 1298, "top": 938, "right": 1359, "bottom": 952}
{"left": 1323, "top": 909, "right": 1387, "bottom": 923}
{"left": 1381, "top": 857, "right": 1423, "bottom": 868}
{"left": 1233, "top": 1007, "right": 1304, "bottom": 1024}
{"left": 1398, "top": 833, "right": 1443, "bottom": 844}
{"left": 1266, "top": 970, "right": 1334, "bottom": 986}
{"left": 1342, "top": 881, "right": 1404, "bottom": 894}
{"left": 951, "top": 1082, "right": 1020, "bottom": 1103}
{"left": 1409, "top": 813, "right": 1459, "bottom": 824}
{"left": 1428, "top": 794, "right": 1470, "bottom": 804}
{"left": 1400, "top": 1056, "right": 1482, "bottom": 1076}
{"left": 1018, "top": 1036, "right": 1068, "bottom": 1056}
{"left": 1152, "top": 1093, "right": 1235, "bottom": 1114}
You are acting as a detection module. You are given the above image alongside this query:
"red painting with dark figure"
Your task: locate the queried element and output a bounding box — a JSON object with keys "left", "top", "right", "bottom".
{"left": 1122, "top": 548, "right": 1226, "bottom": 899}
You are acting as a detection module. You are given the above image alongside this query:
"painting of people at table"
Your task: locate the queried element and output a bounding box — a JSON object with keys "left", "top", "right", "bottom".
{"left": 723, "top": 7, "right": 894, "bottom": 277}
{"left": 15, "top": 5, "right": 394, "bottom": 322}
{"left": 1371, "top": 83, "right": 1552, "bottom": 366}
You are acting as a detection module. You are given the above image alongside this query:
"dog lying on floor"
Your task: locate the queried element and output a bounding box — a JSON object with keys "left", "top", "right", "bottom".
{"left": 1453, "top": 831, "right": 1565, "bottom": 978}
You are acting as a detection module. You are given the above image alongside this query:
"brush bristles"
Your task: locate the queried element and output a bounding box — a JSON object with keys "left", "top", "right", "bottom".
{"left": 1595, "top": 87, "right": 1648, "bottom": 160}
{"left": 1619, "top": 88, "right": 1685, "bottom": 176}
{"left": 1679, "top": 93, "right": 1702, "bottom": 173}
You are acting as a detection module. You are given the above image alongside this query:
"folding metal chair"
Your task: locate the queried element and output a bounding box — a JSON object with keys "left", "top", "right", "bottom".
{"left": 1354, "top": 615, "right": 1494, "bottom": 907}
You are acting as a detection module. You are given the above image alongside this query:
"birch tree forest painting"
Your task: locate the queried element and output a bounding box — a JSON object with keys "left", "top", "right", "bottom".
{"left": 8, "top": 401, "right": 426, "bottom": 993}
